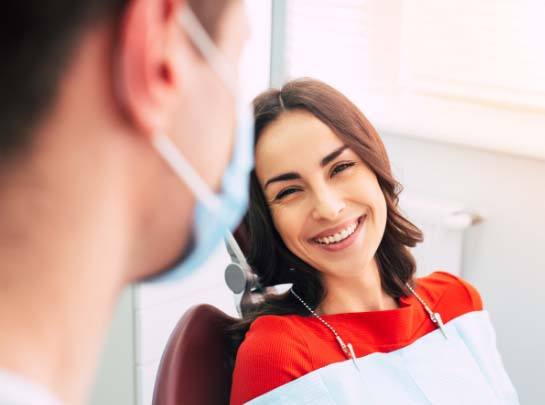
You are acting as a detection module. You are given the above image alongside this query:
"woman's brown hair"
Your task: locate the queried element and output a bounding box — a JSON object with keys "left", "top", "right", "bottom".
{"left": 228, "top": 78, "right": 423, "bottom": 363}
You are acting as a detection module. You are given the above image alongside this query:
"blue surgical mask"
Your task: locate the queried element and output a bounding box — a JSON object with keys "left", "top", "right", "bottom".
{"left": 145, "top": 6, "right": 254, "bottom": 283}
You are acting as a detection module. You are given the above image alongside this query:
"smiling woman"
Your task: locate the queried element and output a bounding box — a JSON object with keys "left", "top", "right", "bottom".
{"left": 228, "top": 78, "right": 519, "bottom": 405}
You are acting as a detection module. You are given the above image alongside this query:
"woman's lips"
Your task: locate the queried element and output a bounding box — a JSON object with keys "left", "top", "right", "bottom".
{"left": 310, "top": 216, "right": 362, "bottom": 240}
{"left": 311, "top": 215, "right": 366, "bottom": 252}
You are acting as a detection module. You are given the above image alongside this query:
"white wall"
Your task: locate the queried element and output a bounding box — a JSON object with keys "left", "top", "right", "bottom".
{"left": 381, "top": 132, "right": 545, "bottom": 404}
{"left": 88, "top": 289, "right": 136, "bottom": 405}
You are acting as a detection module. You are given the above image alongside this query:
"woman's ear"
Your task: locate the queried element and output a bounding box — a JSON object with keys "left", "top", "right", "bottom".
{"left": 116, "top": 0, "right": 185, "bottom": 136}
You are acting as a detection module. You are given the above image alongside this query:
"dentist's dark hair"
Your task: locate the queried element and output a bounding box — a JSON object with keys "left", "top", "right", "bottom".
{"left": 228, "top": 78, "right": 424, "bottom": 362}
{"left": 0, "top": 0, "right": 233, "bottom": 161}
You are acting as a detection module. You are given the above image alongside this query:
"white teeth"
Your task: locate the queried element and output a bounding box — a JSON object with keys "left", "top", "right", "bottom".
{"left": 315, "top": 220, "right": 358, "bottom": 245}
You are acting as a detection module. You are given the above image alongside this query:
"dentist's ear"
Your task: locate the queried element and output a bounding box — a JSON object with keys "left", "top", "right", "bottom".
{"left": 116, "top": 0, "right": 185, "bottom": 136}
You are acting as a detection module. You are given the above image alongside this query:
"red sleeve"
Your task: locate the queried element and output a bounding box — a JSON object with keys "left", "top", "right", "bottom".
{"left": 457, "top": 276, "right": 484, "bottom": 311}
{"left": 432, "top": 270, "right": 484, "bottom": 311}
{"left": 230, "top": 315, "right": 313, "bottom": 405}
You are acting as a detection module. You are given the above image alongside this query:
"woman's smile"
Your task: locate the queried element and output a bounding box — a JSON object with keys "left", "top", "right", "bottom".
{"left": 309, "top": 215, "right": 367, "bottom": 252}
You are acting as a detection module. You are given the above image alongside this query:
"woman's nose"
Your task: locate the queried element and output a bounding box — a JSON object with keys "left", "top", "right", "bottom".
{"left": 311, "top": 190, "right": 346, "bottom": 221}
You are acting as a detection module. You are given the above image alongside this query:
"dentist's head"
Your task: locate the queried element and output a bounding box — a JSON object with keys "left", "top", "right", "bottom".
{"left": 117, "top": 0, "right": 253, "bottom": 282}
{"left": 1, "top": 0, "right": 251, "bottom": 282}
{"left": 0, "top": 0, "right": 250, "bottom": 403}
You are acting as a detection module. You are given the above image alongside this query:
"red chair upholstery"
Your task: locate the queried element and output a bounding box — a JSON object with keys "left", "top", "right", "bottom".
{"left": 152, "top": 304, "right": 238, "bottom": 405}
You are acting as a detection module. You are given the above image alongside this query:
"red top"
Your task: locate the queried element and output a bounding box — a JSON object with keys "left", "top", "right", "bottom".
{"left": 230, "top": 271, "right": 483, "bottom": 405}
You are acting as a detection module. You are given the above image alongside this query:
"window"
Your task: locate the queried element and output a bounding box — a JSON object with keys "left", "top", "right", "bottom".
{"left": 277, "top": 0, "right": 545, "bottom": 159}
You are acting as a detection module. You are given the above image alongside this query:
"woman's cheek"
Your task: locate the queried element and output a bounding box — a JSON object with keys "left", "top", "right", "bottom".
{"left": 274, "top": 208, "right": 304, "bottom": 248}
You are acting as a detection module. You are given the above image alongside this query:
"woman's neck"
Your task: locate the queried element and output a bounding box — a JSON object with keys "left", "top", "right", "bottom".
{"left": 318, "top": 259, "right": 399, "bottom": 315}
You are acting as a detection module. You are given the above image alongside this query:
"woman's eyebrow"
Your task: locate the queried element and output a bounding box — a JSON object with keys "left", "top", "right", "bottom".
{"left": 264, "top": 172, "right": 301, "bottom": 190}
{"left": 320, "top": 145, "right": 348, "bottom": 167}
{"left": 264, "top": 145, "right": 348, "bottom": 190}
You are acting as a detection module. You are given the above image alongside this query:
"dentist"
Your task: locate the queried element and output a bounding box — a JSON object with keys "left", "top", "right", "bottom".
{"left": 0, "top": 0, "right": 252, "bottom": 404}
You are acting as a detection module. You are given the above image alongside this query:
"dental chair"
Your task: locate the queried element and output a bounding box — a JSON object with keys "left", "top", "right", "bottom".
{"left": 152, "top": 226, "right": 252, "bottom": 405}
{"left": 152, "top": 304, "right": 238, "bottom": 405}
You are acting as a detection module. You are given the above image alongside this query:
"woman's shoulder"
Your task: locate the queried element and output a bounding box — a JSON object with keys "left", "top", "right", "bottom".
{"left": 234, "top": 314, "right": 311, "bottom": 367}
{"left": 246, "top": 313, "right": 300, "bottom": 335}
{"left": 417, "top": 270, "right": 484, "bottom": 313}
{"left": 230, "top": 315, "right": 313, "bottom": 405}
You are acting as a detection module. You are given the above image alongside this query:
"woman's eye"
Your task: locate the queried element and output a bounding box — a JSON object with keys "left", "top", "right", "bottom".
{"left": 331, "top": 161, "right": 356, "bottom": 176}
{"left": 275, "top": 187, "right": 299, "bottom": 200}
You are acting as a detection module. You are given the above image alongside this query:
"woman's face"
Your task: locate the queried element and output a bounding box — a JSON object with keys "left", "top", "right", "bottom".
{"left": 255, "top": 110, "right": 387, "bottom": 279}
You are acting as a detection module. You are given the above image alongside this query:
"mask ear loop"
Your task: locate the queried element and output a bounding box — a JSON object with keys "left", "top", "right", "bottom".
{"left": 156, "top": 5, "right": 252, "bottom": 216}
{"left": 178, "top": 6, "right": 237, "bottom": 95}
{"left": 151, "top": 134, "right": 221, "bottom": 214}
